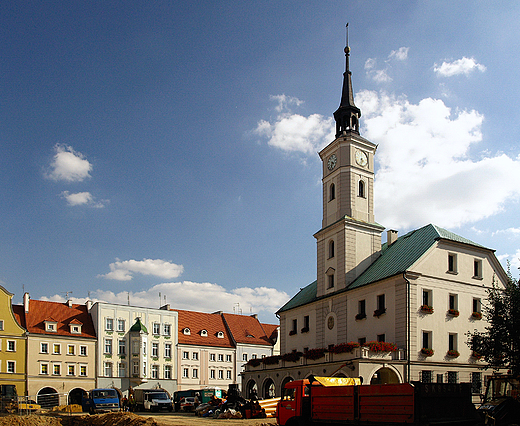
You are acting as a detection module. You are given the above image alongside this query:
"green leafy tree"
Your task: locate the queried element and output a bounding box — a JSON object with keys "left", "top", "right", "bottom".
{"left": 468, "top": 270, "right": 520, "bottom": 376}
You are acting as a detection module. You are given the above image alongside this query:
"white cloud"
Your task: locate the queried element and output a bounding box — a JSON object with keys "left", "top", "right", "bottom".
{"left": 98, "top": 258, "right": 184, "bottom": 281}
{"left": 434, "top": 57, "right": 486, "bottom": 77}
{"left": 61, "top": 191, "right": 107, "bottom": 208}
{"left": 388, "top": 47, "right": 409, "bottom": 61}
{"left": 492, "top": 227, "right": 520, "bottom": 237}
{"left": 254, "top": 95, "right": 334, "bottom": 154}
{"left": 47, "top": 144, "right": 92, "bottom": 182}
{"left": 42, "top": 281, "right": 289, "bottom": 323}
{"left": 356, "top": 89, "right": 520, "bottom": 229}
{"left": 364, "top": 58, "right": 392, "bottom": 83}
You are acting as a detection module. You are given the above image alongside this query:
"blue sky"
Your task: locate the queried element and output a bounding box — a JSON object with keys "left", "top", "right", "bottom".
{"left": 1, "top": 2, "right": 519, "bottom": 323}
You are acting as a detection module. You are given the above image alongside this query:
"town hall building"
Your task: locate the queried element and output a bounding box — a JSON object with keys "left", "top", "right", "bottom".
{"left": 242, "top": 39, "right": 508, "bottom": 401}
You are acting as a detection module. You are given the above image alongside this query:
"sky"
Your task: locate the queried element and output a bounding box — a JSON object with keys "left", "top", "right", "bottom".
{"left": 1, "top": 1, "right": 520, "bottom": 323}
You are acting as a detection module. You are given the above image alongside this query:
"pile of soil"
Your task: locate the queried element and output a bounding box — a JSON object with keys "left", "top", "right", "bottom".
{"left": 0, "top": 413, "right": 158, "bottom": 426}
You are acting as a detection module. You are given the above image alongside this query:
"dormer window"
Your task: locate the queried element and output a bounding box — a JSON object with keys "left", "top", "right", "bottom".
{"left": 200, "top": 329, "right": 208, "bottom": 337}
{"left": 45, "top": 321, "right": 58, "bottom": 332}
{"left": 217, "top": 331, "right": 224, "bottom": 339}
{"left": 69, "top": 320, "right": 83, "bottom": 334}
{"left": 183, "top": 328, "right": 191, "bottom": 335}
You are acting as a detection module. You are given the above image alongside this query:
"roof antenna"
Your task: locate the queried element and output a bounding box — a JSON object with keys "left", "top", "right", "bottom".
{"left": 127, "top": 291, "right": 130, "bottom": 306}
{"left": 159, "top": 292, "right": 161, "bottom": 308}
{"left": 345, "top": 23, "right": 350, "bottom": 72}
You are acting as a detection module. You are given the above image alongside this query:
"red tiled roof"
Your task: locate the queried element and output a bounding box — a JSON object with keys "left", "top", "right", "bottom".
{"left": 23, "top": 300, "right": 96, "bottom": 338}
{"left": 12, "top": 305, "right": 26, "bottom": 329}
{"left": 173, "top": 309, "right": 234, "bottom": 348}
{"left": 262, "top": 323, "right": 279, "bottom": 343}
{"left": 222, "top": 313, "right": 277, "bottom": 346}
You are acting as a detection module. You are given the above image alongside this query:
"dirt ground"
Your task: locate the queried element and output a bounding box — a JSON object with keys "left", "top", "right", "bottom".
{"left": 0, "top": 412, "right": 277, "bottom": 426}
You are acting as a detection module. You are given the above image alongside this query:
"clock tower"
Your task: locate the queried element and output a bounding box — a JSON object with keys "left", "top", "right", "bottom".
{"left": 314, "top": 41, "right": 384, "bottom": 298}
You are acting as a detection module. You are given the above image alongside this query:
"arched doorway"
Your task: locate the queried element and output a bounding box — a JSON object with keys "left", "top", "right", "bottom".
{"left": 68, "top": 388, "right": 85, "bottom": 405}
{"left": 246, "top": 380, "right": 257, "bottom": 399}
{"left": 37, "top": 387, "right": 59, "bottom": 408}
{"left": 370, "top": 367, "right": 399, "bottom": 385}
{"left": 281, "top": 376, "right": 293, "bottom": 391}
{"left": 263, "top": 378, "right": 275, "bottom": 399}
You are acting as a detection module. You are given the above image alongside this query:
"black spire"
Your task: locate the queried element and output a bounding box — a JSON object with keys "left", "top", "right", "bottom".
{"left": 333, "top": 24, "right": 361, "bottom": 136}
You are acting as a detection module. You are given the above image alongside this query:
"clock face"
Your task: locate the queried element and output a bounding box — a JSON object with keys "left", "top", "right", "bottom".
{"left": 327, "top": 316, "right": 335, "bottom": 330}
{"left": 327, "top": 154, "right": 337, "bottom": 171}
{"left": 355, "top": 150, "right": 368, "bottom": 167}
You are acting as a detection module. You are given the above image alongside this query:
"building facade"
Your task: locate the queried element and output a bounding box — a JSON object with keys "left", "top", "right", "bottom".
{"left": 89, "top": 302, "right": 178, "bottom": 395}
{"left": 242, "top": 39, "right": 507, "bottom": 399}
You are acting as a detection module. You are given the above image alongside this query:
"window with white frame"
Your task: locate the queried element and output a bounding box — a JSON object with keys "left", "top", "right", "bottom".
{"left": 7, "top": 361, "right": 15, "bottom": 374}
{"left": 104, "top": 362, "right": 112, "bottom": 377}
{"left": 40, "top": 363, "right": 49, "bottom": 375}
{"left": 118, "top": 363, "right": 126, "bottom": 377}
{"left": 53, "top": 364, "right": 61, "bottom": 375}
{"left": 151, "top": 364, "right": 159, "bottom": 379}
{"left": 226, "top": 370, "right": 232, "bottom": 380}
{"left": 182, "top": 368, "right": 189, "bottom": 378}
{"left": 7, "top": 340, "right": 15, "bottom": 352}
{"left": 164, "top": 343, "right": 171, "bottom": 358}
{"left": 422, "top": 331, "right": 432, "bottom": 349}
{"left": 422, "top": 289, "right": 432, "bottom": 307}
{"left": 449, "top": 294, "right": 458, "bottom": 311}
{"left": 68, "top": 364, "right": 75, "bottom": 376}
{"left": 143, "top": 342, "right": 146, "bottom": 355}
{"left": 163, "top": 324, "right": 171, "bottom": 336}
{"left": 40, "top": 342, "right": 48, "bottom": 354}
{"left": 143, "top": 362, "right": 146, "bottom": 377}
{"left": 449, "top": 333, "right": 458, "bottom": 351}
{"left": 80, "top": 365, "right": 87, "bottom": 377}
{"left": 192, "top": 368, "right": 198, "bottom": 379}
{"left": 117, "top": 319, "right": 125, "bottom": 332}
{"left": 80, "top": 345, "right": 87, "bottom": 356}
{"left": 152, "top": 342, "right": 159, "bottom": 357}
{"left": 210, "top": 369, "right": 215, "bottom": 379}
{"left": 46, "top": 322, "right": 57, "bottom": 332}
{"left": 104, "top": 339, "right": 112, "bottom": 354}
{"left": 474, "top": 259, "right": 483, "bottom": 279}
{"left": 226, "top": 354, "right": 232, "bottom": 362}
{"left": 0, "top": 320, "right": 3, "bottom": 331}
{"left": 218, "top": 370, "right": 223, "bottom": 379}
{"left": 218, "top": 354, "right": 224, "bottom": 362}
{"left": 448, "top": 253, "right": 457, "bottom": 273}
{"left": 53, "top": 344, "right": 61, "bottom": 354}
{"left": 182, "top": 351, "right": 189, "bottom": 360}
{"left": 132, "top": 340, "right": 139, "bottom": 354}
{"left": 105, "top": 318, "right": 114, "bottom": 331}
{"left": 210, "top": 353, "right": 216, "bottom": 362}
{"left": 68, "top": 345, "right": 75, "bottom": 355}
{"left": 242, "top": 353, "right": 248, "bottom": 361}
{"left": 447, "top": 371, "right": 458, "bottom": 383}
{"left": 473, "top": 298, "right": 481, "bottom": 315}
{"left": 132, "top": 361, "right": 139, "bottom": 375}
{"left": 164, "top": 365, "right": 172, "bottom": 379}
{"left": 192, "top": 352, "right": 198, "bottom": 360}
{"left": 118, "top": 340, "right": 126, "bottom": 355}
{"left": 153, "top": 323, "right": 160, "bottom": 335}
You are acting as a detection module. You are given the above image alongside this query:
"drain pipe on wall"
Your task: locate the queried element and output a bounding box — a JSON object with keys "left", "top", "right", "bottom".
{"left": 403, "top": 271, "right": 411, "bottom": 383}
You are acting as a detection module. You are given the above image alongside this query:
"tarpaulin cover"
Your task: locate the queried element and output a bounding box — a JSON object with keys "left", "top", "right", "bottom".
{"left": 313, "top": 376, "right": 361, "bottom": 387}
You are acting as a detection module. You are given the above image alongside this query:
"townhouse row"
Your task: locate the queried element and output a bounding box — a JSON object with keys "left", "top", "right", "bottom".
{"left": 0, "top": 286, "right": 278, "bottom": 405}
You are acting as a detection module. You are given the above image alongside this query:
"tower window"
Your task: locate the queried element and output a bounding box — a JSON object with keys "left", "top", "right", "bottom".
{"left": 329, "top": 183, "right": 335, "bottom": 201}
{"left": 358, "top": 180, "right": 365, "bottom": 198}
{"left": 327, "top": 274, "right": 334, "bottom": 289}
{"left": 328, "top": 240, "right": 335, "bottom": 259}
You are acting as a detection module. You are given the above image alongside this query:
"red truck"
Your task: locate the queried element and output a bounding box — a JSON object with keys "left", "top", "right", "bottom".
{"left": 276, "top": 376, "right": 481, "bottom": 426}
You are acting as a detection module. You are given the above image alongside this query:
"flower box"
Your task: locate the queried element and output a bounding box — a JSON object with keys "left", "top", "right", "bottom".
{"left": 447, "top": 309, "right": 459, "bottom": 317}
{"left": 363, "top": 341, "right": 397, "bottom": 352}
{"left": 247, "top": 358, "right": 262, "bottom": 367}
{"left": 262, "top": 355, "right": 281, "bottom": 365}
{"left": 420, "top": 305, "right": 434, "bottom": 314}
{"left": 331, "top": 342, "right": 360, "bottom": 354}
{"left": 373, "top": 308, "right": 386, "bottom": 318}
{"left": 355, "top": 313, "right": 367, "bottom": 320}
{"left": 303, "top": 348, "right": 326, "bottom": 361}
{"left": 421, "top": 348, "right": 434, "bottom": 357}
{"left": 471, "top": 351, "right": 482, "bottom": 359}
{"left": 289, "top": 330, "right": 297, "bottom": 336}
{"left": 471, "top": 312, "right": 482, "bottom": 320}
{"left": 281, "top": 352, "right": 303, "bottom": 363}
{"left": 447, "top": 350, "right": 460, "bottom": 358}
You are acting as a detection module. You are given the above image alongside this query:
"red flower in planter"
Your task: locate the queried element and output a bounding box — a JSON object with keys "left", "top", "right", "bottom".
{"left": 447, "top": 309, "right": 459, "bottom": 317}
{"left": 363, "top": 341, "right": 397, "bottom": 352}
{"left": 420, "top": 305, "right": 434, "bottom": 314}
{"left": 281, "top": 351, "right": 303, "bottom": 363}
{"left": 303, "top": 348, "right": 327, "bottom": 360}
{"left": 447, "top": 350, "right": 460, "bottom": 358}
{"left": 471, "top": 312, "right": 482, "bottom": 320}
{"left": 331, "top": 342, "right": 360, "bottom": 354}
{"left": 421, "top": 348, "right": 434, "bottom": 357}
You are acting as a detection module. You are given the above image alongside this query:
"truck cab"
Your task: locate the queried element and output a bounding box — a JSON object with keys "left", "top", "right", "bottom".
{"left": 478, "top": 375, "right": 520, "bottom": 425}
{"left": 140, "top": 390, "right": 173, "bottom": 411}
{"left": 277, "top": 379, "right": 310, "bottom": 426}
{"left": 82, "top": 388, "right": 120, "bottom": 414}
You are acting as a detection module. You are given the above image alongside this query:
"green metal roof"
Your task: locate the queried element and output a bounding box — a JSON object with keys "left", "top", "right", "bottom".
{"left": 278, "top": 224, "right": 493, "bottom": 312}
{"left": 129, "top": 317, "right": 148, "bottom": 333}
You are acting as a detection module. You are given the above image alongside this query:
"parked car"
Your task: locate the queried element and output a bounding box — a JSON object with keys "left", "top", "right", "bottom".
{"left": 180, "top": 397, "right": 197, "bottom": 412}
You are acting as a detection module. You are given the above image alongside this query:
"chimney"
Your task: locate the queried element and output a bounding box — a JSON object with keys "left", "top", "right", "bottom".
{"left": 160, "top": 304, "right": 171, "bottom": 311}
{"left": 67, "top": 300, "right": 73, "bottom": 308}
{"left": 387, "top": 229, "right": 398, "bottom": 246}
{"left": 23, "top": 293, "right": 30, "bottom": 313}
{"left": 86, "top": 300, "right": 92, "bottom": 310}
{"left": 250, "top": 314, "right": 258, "bottom": 320}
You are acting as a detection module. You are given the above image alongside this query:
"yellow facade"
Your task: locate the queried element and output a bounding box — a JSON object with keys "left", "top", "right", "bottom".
{"left": 0, "top": 286, "right": 26, "bottom": 396}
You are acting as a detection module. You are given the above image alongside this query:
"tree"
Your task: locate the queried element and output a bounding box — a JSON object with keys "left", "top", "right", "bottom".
{"left": 468, "top": 270, "right": 520, "bottom": 376}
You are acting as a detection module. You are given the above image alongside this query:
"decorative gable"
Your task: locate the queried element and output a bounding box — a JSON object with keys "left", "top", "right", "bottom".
{"left": 69, "top": 319, "right": 83, "bottom": 334}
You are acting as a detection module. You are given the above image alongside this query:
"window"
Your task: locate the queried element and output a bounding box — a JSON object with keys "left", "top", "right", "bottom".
{"left": 132, "top": 340, "right": 139, "bottom": 354}
{"left": 40, "top": 342, "right": 48, "bottom": 354}
{"left": 357, "top": 300, "right": 366, "bottom": 319}
{"left": 53, "top": 344, "right": 61, "bottom": 354}
{"left": 53, "top": 364, "right": 61, "bottom": 375}
{"left": 422, "top": 331, "right": 432, "bottom": 349}
{"left": 328, "top": 240, "right": 335, "bottom": 258}
{"left": 218, "top": 354, "right": 224, "bottom": 362}
{"left": 226, "top": 354, "right": 232, "bottom": 362}
{"left": 133, "top": 361, "right": 139, "bottom": 375}
{"left": 68, "top": 345, "right": 75, "bottom": 355}
{"left": 302, "top": 315, "right": 310, "bottom": 333}
{"left": 164, "top": 343, "right": 172, "bottom": 358}
{"left": 104, "top": 339, "right": 112, "bottom": 354}
{"left": 377, "top": 334, "right": 385, "bottom": 342}
{"left": 201, "top": 329, "right": 208, "bottom": 337}
{"left": 151, "top": 365, "right": 159, "bottom": 379}
{"left": 252, "top": 354, "right": 257, "bottom": 359}
{"left": 143, "top": 361, "right": 146, "bottom": 377}
{"left": 151, "top": 342, "right": 159, "bottom": 357}
{"left": 68, "top": 364, "right": 75, "bottom": 376}
{"left": 163, "top": 324, "right": 171, "bottom": 336}
{"left": 437, "top": 374, "right": 444, "bottom": 384}
{"left": 117, "top": 319, "right": 125, "bottom": 332}
{"left": 422, "top": 290, "right": 432, "bottom": 307}
{"left": 210, "top": 369, "right": 216, "bottom": 379}
{"left": 182, "top": 351, "right": 189, "bottom": 360}
{"left": 218, "top": 370, "right": 223, "bottom": 379}
{"left": 448, "top": 253, "right": 457, "bottom": 273}
{"left": 421, "top": 370, "right": 433, "bottom": 383}
{"left": 358, "top": 180, "right": 365, "bottom": 198}
{"left": 7, "top": 361, "right": 15, "bottom": 374}
{"left": 210, "top": 353, "right": 216, "bottom": 362}
{"left": 358, "top": 337, "right": 366, "bottom": 345}
{"left": 291, "top": 319, "right": 297, "bottom": 335}
{"left": 377, "top": 294, "right": 385, "bottom": 311}
{"left": 217, "top": 331, "right": 224, "bottom": 338}
{"left": 80, "top": 346, "right": 87, "bottom": 356}
{"left": 473, "top": 298, "right": 481, "bottom": 315}
{"left": 226, "top": 370, "right": 232, "bottom": 380}
{"left": 118, "top": 363, "right": 126, "bottom": 377}
{"left": 471, "top": 372, "right": 482, "bottom": 394}
{"left": 164, "top": 365, "right": 172, "bottom": 379}
{"left": 192, "top": 368, "right": 198, "bottom": 379}
{"left": 46, "top": 322, "right": 57, "bottom": 332}
{"left": 105, "top": 318, "right": 114, "bottom": 331}
{"left": 183, "top": 328, "right": 190, "bottom": 335}
{"left": 0, "top": 320, "right": 3, "bottom": 331}
{"left": 448, "top": 333, "right": 457, "bottom": 351}
{"left": 192, "top": 352, "right": 199, "bottom": 360}
{"left": 447, "top": 371, "right": 458, "bottom": 384}
{"left": 182, "top": 368, "right": 189, "bottom": 378}
{"left": 153, "top": 323, "right": 160, "bottom": 335}
{"left": 449, "top": 294, "right": 458, "bottom": 310}
{"left": 474, "top": 259, "right": 483, "bottom": 278}
{"left": 40, "top": 363, "right": 49, "bottom": 375}
{"left": 329, "top": 183, "right": 335, "bottom": 201}
{"left": 104, "top": 362, "right": 112, "bottom": 377}
{"left": 143, "top": 342, "right": 146, "bottom": 355}
{"left": 118, "top": 340, "right": 126, "bottom": 355}
{"left": 79, "top": 365, "right": 87, "bottom": 377}
{"left": 71, "top": 325, "right": 80, "bottom": 334}
{"left": 242, "top": 353, "right": 248, "bottom": 361}
{"left": 327, "top": 273, "right": 335, "bottom": 289}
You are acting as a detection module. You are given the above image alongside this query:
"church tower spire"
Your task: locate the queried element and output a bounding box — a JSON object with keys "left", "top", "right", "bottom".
{"left": 333, "top": 24, "right": 361, "bottom": 136}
